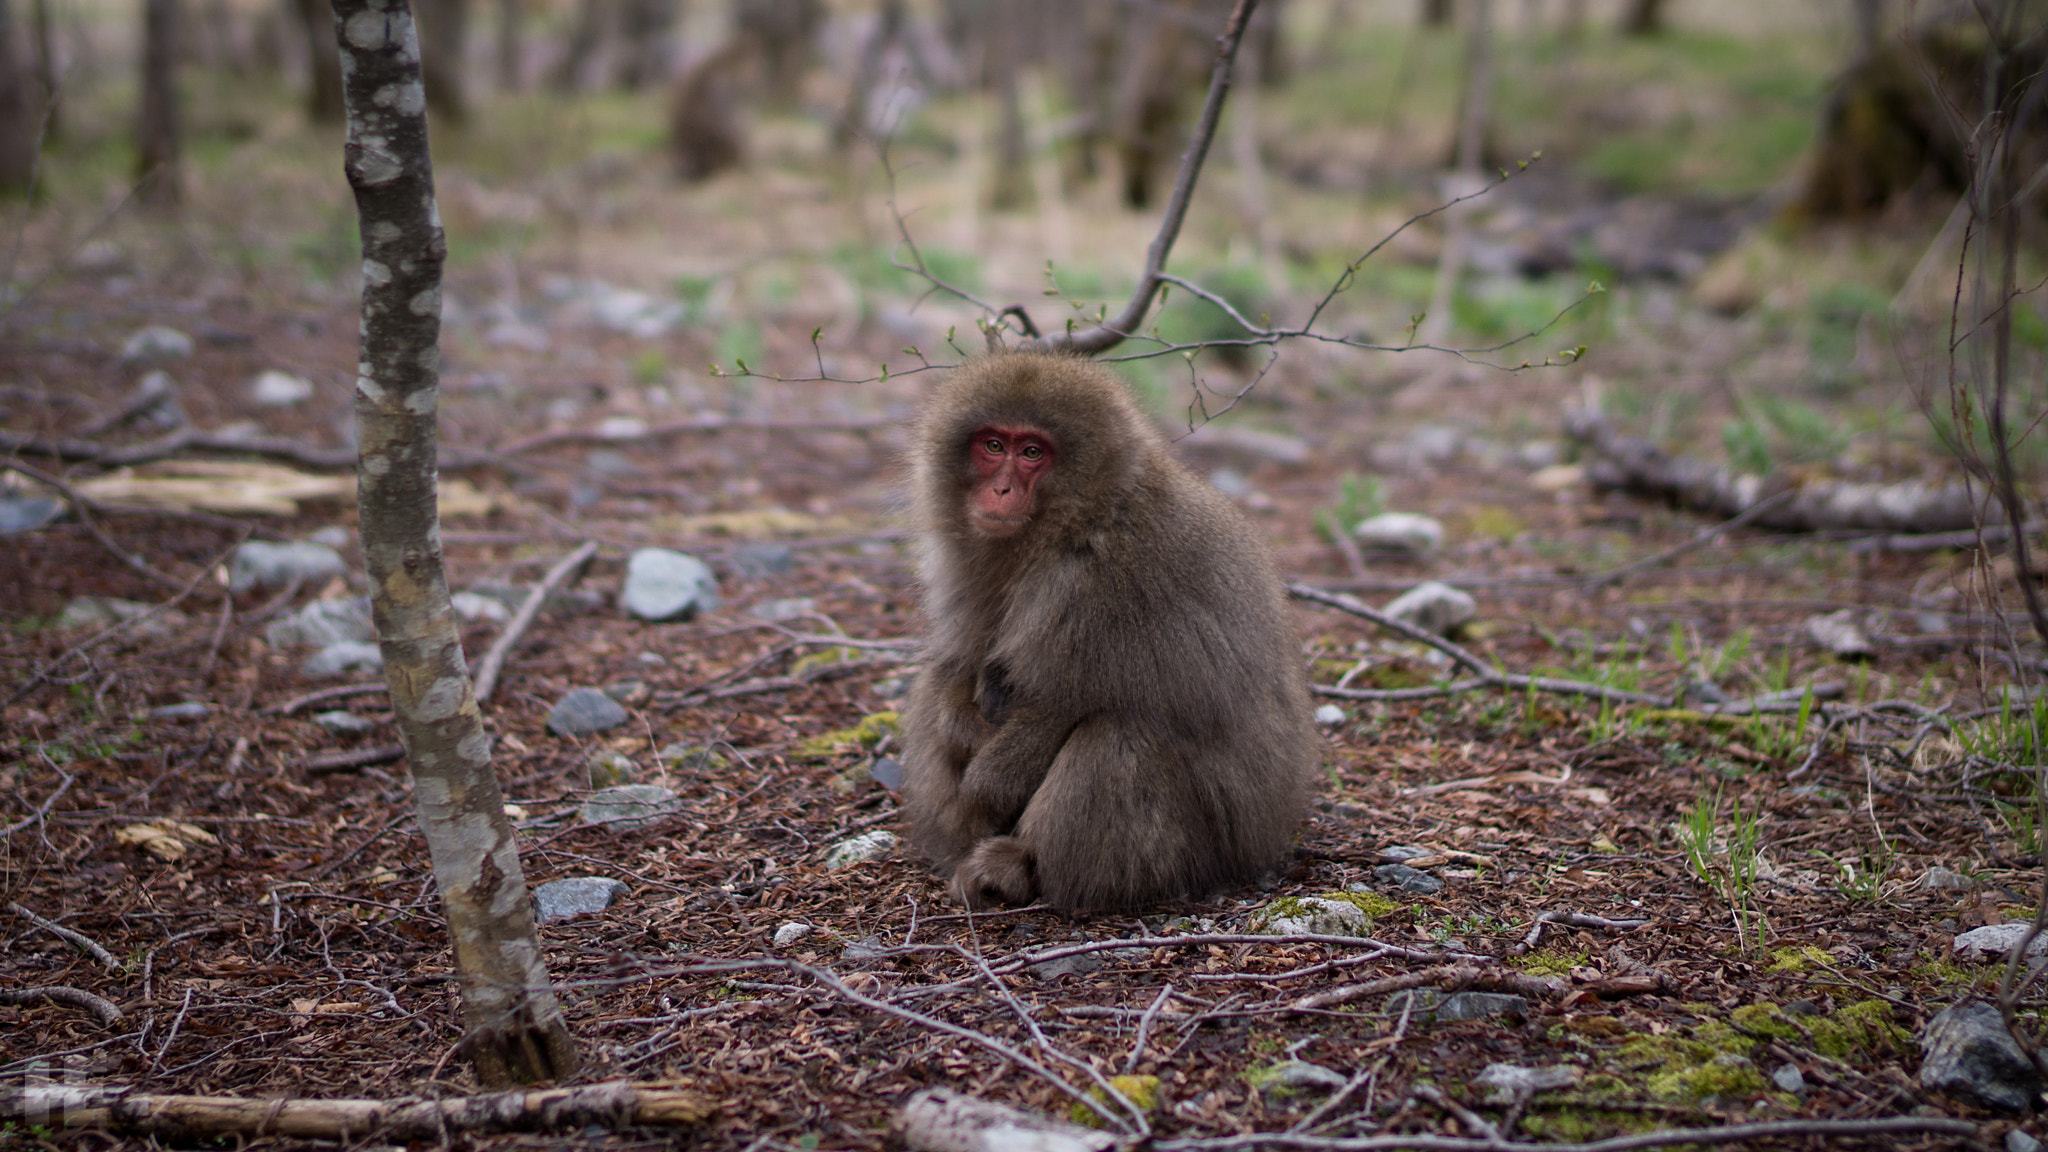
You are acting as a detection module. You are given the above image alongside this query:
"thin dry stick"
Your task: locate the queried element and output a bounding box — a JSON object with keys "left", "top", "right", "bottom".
{"left": 473, "top": 539, "right": 598, "bottom": 705}
{"left": 0, "top": 986, "right": 123, "bottom": 1025}
{"left": 1018, "top": 0, "right": 1259, "bottom": 356}
{"left": 8, "top": 902, "right": 121, "bottom": 969}
{"left": 1581, "top": 490, "right": 1795, "bottom": 590}
{"left": 3, "top": 770, "right": 73, "bottom": 836}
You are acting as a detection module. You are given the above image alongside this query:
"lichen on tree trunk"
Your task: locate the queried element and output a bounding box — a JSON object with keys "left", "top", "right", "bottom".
{"left": 329, "top": 0, "right": 577, "bottom": 1087}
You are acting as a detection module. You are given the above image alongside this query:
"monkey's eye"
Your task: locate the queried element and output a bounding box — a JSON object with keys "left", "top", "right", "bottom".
{"left": 985, "top": 438, "right": 1005, "bottom": 455}
{"left": 1020, "top": 445, "right": 1043, "bottom": 460}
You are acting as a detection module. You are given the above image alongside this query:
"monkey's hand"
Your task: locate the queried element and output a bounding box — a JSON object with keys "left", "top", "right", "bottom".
{"left": 957, "top": 707, "right": 1073, "bottom": 834}
{"left": 952, "top": 836, "right": 1037, "bottom": 908}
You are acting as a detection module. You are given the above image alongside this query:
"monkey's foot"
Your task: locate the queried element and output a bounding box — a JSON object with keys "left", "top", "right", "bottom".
{"left": 951, "top": 836, "right": 1037, "bottom": 908}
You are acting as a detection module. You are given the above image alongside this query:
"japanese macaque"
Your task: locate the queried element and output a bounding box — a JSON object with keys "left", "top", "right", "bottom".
{"left": 900, "top": 353, "right": 1316, "bottom": 912}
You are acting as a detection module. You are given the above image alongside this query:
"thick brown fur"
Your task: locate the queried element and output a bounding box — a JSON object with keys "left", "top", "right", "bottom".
{"left": 900, "top": 352, "right": 1316, "bottom": 913}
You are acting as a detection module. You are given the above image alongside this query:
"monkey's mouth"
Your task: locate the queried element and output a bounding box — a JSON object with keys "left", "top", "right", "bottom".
{"left": 970, "top": 512, "right": 1030, "bottom": 538}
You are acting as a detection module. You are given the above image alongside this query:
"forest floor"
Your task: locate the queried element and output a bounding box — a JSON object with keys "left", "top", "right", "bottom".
{"left": 5, "top": 20, "right": 2048, "bottom": 1151}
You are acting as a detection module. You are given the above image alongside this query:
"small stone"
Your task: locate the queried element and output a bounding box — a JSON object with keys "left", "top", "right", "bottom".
{"left": 1028, "top": 951, "right": 1105, "bottom": 981}
{"left": 841, "top": 934, "right": 889, "bottom": 964}
{"left": 2009, "top": 1130, "right": 2045, "bottom": 1152}
{"left": 57, "top": 596, "right": 185, "bottom": 635}
{"left": 1409, "top": 425, "right": 1462, "bottom": 464}
{"left": 1191, "top": 425, "right": 1310, "bottom": 465}
{"left": 312, "top": 710, "right": 375, "bottom": 735}
{"left": 149, "top": 701, "right": 210, "bottom": 720}
{"left": 823, "top": 830, "right": 899, "bottom": 870}
{"left": 532, "top": 876, "right": 630, "bottom": 923}
{"left": 654, "top": 743, "right": 732, "bottom": 771}
{"left": 486, "top": 321, "right": 550, "bottom": 351}
{"left": 302, "top": 642, "right": 383, "bottom": 678}
{"left": 620, "top": 548, "right": 720, "bottom": 622}
{"left": 450, "top": 591, "right": 511, "bottom": 625}
{"left": 230, "top": 541, "right": 346, "bottom": 592}
{"left": 1955, "top": 923, "right": 2048, "bottom": 963}
{"left": 1679, "top": 680, "right": 1727, "bottom": 706}
{"left": 307, "top": 525, "right": 353, "bottom": 550}
{"left": 1518, "top": 441, "right": 1564, "bottom": 469}
{"left": 1805, "top": 610, "right": 1874, "bottom": 661}
{"left": 1772, "top": 1062, "right": 1806, "bottom": 1095}
{"left": 1918, "top": 866, "right": 1976, "bottom": 892}
{"left": 749, "top": 597, "right": 816, "bottom": 623}
{"left": 1529, "top": 464, "right": 1585, "bottom": 493}
{"left": 585, "top": 448, "right": 636, "bottom": 476}
{"left": 0, "top": 495, "right": 62, "bottom": 535}
{"left": 773, "top": 922, "right": 813, "bottom": 948}
{"left": 1374, "top": 863, "right": 1443, "bottom": 895}
{"left": 602, "top": 679, "right": 650, "bottom": 706}
{"left": 248, "top": 370, "right": 316, "bottom": 408}
{"left": 1314, "top": 704, "right": 1347, "bottom": 725}
{"left": 71, "top": 240, "right": 127, "bottom": 274}
{"left": 1920, "top": 999, "right": 2043, "bottom": 1112}
{"left": 1263, "top": 1060, "right": 1348, "bottom": 1093}
{"left": 1354, "top": 512, "right": 1444, "bottom": 555}
{"left": 547, "top": 687, "right": 630, "bottom": 736}
{"left": 1378, "top": 845, "right": 1431, "bottom": 862}
{"left": 266, "top": 598, "right": 374, "bottom": 649}
{"left": 579, "top": 784, "right": 683, "bottom": 829}
{"left": 585, "top": 749, "right": 637, "bottom": 787}
{"left": 1256, "top": 896, "right": 1372, "bottom": 937}
{"left": 1208, "top": 468, "right": 1252, "bottom": 498}
{"left": 121, "top": 324, "right": 194, "bottom": 361}
{"left": 1382, "top": 581, "right": 1476, "bottom": 637}
{"left": 870, "top": 756, "right": 904, "bottom": 790}
{"left": 729, "top": 543, "right": 796, "bottom": 578}
{"left": 1473, "top": 1063, "right": 1579, "bottom": 1104}
{"left": 1435, "top": 992, "right": 1529, "bottom": 1022}
{"left": 870, "top": 675, "right": 910, "bottom": 700}
{"left": 635, "top": 651, "right": 666, "bottom": 665}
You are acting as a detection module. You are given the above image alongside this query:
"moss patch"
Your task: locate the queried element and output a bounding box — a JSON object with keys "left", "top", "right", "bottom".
{"left": 1072, "top": 1075, "right": 1162, "bottom": 1126}
{"left": 1515, "top": 949, "right": 1588, "bottom": 977}
{"left": 1766, "top": 945, "right": 1832, "bottom": 973}
{"left": 793, "top": 710, "right": 900, "bottom": 760}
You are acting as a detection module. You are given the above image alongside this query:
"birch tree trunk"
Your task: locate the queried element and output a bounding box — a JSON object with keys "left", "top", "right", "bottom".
{"left": 329, "top": 0, "right": 578, "bottom": 1087}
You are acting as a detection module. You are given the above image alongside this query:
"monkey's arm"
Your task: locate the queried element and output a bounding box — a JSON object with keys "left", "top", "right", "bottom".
{"left": 957, "top": 706, "right": 1076, "bottom": 834}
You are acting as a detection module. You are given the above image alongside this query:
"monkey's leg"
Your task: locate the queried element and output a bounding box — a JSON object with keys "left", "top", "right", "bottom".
{"left": 900, "top": 665, "right": 990, "bottom": 869}
{"left": 1001, "top": 719, "right": 1208, "bottom": 911}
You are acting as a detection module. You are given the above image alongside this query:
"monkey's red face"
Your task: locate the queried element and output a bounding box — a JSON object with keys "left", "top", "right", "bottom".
{"left": 966, "top": 425, "right": 1056, "bottom": 538}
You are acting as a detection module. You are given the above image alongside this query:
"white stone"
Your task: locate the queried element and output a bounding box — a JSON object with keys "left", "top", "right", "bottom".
{"left": 1255, "top": 896, "right": 1372, "bottom": 937}
{"left": 1353, "top": 512, "right": 1443, "bottom": 554}
{"left": 451, "top": 591, "right": 511, "bottom": 625}
{"left": 1954, "top": 923, "right": 2048, "bottom": 963}
{"left": 249, "top": 370, "right": 316, "bottom": 408}
{"left": 121, "top": 325, "right": 193, "bottom": 361}
{"left": 1314, "top": 704, "right": 1347, "bottom": 725}
{"left": 619, "top": 548, "right": 719, "bottom": 622}
{"left": 1382, "top": 581, "right": 1476, "bottom": 636}
{"left": 773, "top": 922, "right": 814, "bottom": 948}
{"left": 823, "top": 830, "right": 898, "bottom": 871}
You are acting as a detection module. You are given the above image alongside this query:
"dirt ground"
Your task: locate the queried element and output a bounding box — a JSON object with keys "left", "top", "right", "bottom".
{"left": 6, "top": 13, "right": 2048, "bottom": 1149}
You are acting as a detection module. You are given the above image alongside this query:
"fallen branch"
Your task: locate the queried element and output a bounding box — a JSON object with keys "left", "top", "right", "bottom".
{"left": 1518, "top": 909, "right": 1651, "bottom": 953}
{"left": 473, "top": 540, "right": 599, "bottom": 706}
{"left": 0, "top": 1080, "right": 712, "bottom": 1139}
{"left": 8, "top": 901, "right": 121, "bottom": 969}
{"left": 0, "top": 458, "right": 199, "bottom": 593}
{"left": 265, "top": 683, "right": 390, "bottom": 717}
{"left": 0, "top": 986, "right": 124, "bottom": 1025}
{"left": 1581, "top": 491, "right": 1794, "bottom": 589}
{"left": 1152, "top": 1115, "right": 1978, "bottom": 1152}
{"left": 299, "top": 744, "right": 406, "bottom": 776}
{"left": 1290, "top": 964, "right": 1566, "bottom": 1012}
{"left": 1566, "top": 409, "right": 1985, "bottom": 533}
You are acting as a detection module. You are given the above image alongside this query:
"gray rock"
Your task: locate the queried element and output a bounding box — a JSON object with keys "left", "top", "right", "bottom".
{"left": 532, "top": 876, "right": 630, "bottom": 923}
{"left": 230, "top": 540, "right": 346, "bottom": 592}
{"left": 1918, "top": 866, "right": 1977, "bottom": 892}
{"left": 1354, "top": 512, "right": 1444, "bottom": 555}
{"left": 823, "top": 830, "right": 899, "bottom": 870}
{"left": 773, "top": 922, "right": 814, "bottom": 948}
{"left": 1518, "top": 440, "right": 1565, "bottom": 469}
{"left": 579, "top": 784, "right": 683, "bottom": 829}
{"left": 1680, "top": 680, "right": 1727, "bottom": 706}
{"left": 0, "top": 495, "right": 62, "bottom": 535}
{"left": 585, "top": 449, "right": 637, "bottom": 476}
{"left": 1190, "top": 425, "right": 1310, "bottom": 465}
{"left": 870, "top": 675, "right": 910, "bottom": 700}
{"left": 1208, "top": 468, "right": 1253, "bottom": 498}
{"left": 1435, "top": 992, "right": 1529, "bottom": 1022}
{"left": 1375, "top": 863, "right": 1444, "bottom": 895}
{"left": 870, "top": 756, "right": 904, "bottom": 790}
{"left": 1805, "top": 610, "right": 1874, "bottom": 661}
{"left": 1409, "top": 425, "right": 1462, "bottom": 465}
{"left": 654, "top": 743, "right": 731, "bottom": 771}
{"left": 312, "top": 710, "right": 375, "bottom": 736}
{"left": 1029, "top": 951, "right": 1104, "bottom": 982}
{"left": 127, "top": 371, "right": 184, "bottom": 429}
{"left": 307, "top": 525, "right": 353, "bottom": 550}
{"left": 449, "top": 591, "right": 511, "bottom": 625}
{"left": 1955, "top": 923, "right": 2048, "bottom": 963}
{"left": 1920, "top": 1000, "right": 2043, "bottom": 1112}
{"left": 302, "top": 642, "right": 383, "bottom": 678}
{"left": 57, "top": 596, "right": 185, "bottom": 636}
{"left": 547, "top": 687, "right": 630, "bottom": 736}
{"left": 1772, "top": 1062, "right": 1806, "bottom": 1095}
{"left": 1257, "top": 896, "right": 1373, "bottom": 937}
{"left": 841, "top": 934, "right": 889, "bottom": 964}
{"left": 1473, "top": 1063, "right": 1579, "bottom": 1104}
{"left": 2009, "top": 1129, "right": 2045, "bottom": 1152}
{"left": 1261, "top": 1060, "right": 1348, "bottom": 1093}
{"left": 1314, "top": 704, "right": 1347, "bottom": 725}
{"left": 266, "top": 598, "right": 374, "bottom": 649}
{"left": 1382, "top": 581, "right": 1476, "bottom": 637}
{"left": 585, "top": 749, "right": 637, "bottom": 787}
{"left": 150, "top": 701, "right": 210, "bottom": 720}
{"left": 248, "top": 370, "right": 315, "bottom": 408}
{"left": 602, "top": 679, "right": 649, "bottom": 705}
{"left": 619, "top": 548, "right": 719, "bottom": 622}
{"left": 730, "top": 543, "right": 796, "bottom": 577}
{"left": 1378, "top": 845, "right": 1431, "bottom": 862}
{"left": 749, "top": 597, "right": 816, "bottom": 623}
{"left": 122, "top": 324, "right": 194, "bottom": 361}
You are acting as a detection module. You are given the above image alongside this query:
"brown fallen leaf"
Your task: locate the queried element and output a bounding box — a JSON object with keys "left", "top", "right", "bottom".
{"left": 114, "top": 819, "right": 218, "bottom": 861}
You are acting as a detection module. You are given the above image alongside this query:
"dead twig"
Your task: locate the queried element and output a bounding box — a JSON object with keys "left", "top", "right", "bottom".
{"left": 473, "top": 539, "right": 599, "bottom": 705}
{"left": 1290, "top": 965, "right": 1566, "bottom": 1013}
{"left": 1517, "top": 909, "right": 1652, "bottom": 954}
{"left": 3, "top": 770, "right": 74, "bottom": 836}
{"left": 0, "top": 986, "right": 124, "bottom": 1026}
{"left": 299, "top": 744, "right": 406, "bottom": 776}
{"left": 264, "top": 683, "right": 390, "bottom": 716}
{"left": 8, "top": 901, "right": 121, "bottom": 969}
